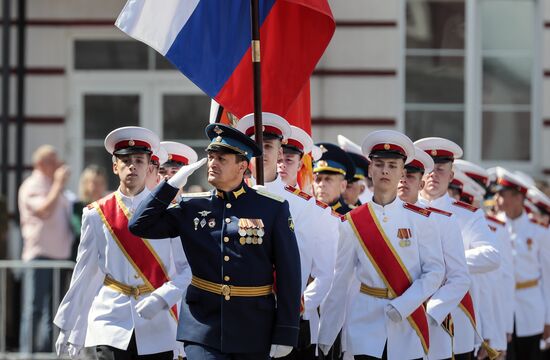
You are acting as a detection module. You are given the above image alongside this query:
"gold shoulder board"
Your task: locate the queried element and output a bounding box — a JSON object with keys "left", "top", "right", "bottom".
{"left": 256, "top": 189, "right": 284, "bottom": 203}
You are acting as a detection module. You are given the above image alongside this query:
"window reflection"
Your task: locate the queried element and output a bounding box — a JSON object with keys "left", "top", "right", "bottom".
{"left": 405, "top": 111, "right": 464, "bottom": 148}
{"left": 406, "top": 0, "right": 465, "bottom": 50}
{"left": 482, "top": 112, "right": 530, "bottom": 161}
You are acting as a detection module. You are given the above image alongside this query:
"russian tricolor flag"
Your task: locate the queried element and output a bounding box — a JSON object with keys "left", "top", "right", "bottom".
{"left": 116, "top": 0, "right": 334, "bottom": 119}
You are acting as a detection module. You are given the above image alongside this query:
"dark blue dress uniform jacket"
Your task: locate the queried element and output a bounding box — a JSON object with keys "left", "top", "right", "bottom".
{"left": 128, "top": 181, "right": 301, "bottom": 354}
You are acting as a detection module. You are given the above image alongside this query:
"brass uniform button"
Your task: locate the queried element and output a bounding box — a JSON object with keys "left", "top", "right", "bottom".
{"left": 225, "top": 218, "right": 231, "bottom": 224}
{"left": 224, "top": 255, "right": 230, "bottom": 262}
{"left": 239, "top": 237, "right": 246, "bottom": 245}
{"left": 223, "top": 236, "right": 229, "bottom": 243}
{"left": 226, "top": 203, "right": 232, "bottom": 209}
{"left": 224, "top": 276, "right": 230, "bottom": 281}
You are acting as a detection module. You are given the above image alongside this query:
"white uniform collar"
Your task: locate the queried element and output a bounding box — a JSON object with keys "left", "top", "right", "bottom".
{"left": 369, "top": 195, "right": 402, "bottom": 214}
{"left": 419, "top": 192, "right": 453, "bottom": 209}
{"left": 115, "top": 187, "right": 150, "bottom": 212}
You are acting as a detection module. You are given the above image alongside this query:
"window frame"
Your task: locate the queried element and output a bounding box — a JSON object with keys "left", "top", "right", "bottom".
{"left": 67, "top": 33, "right": 208, "bottom": 191}
{"left": 399, "top": 0, "right": 542, "bottom": 172}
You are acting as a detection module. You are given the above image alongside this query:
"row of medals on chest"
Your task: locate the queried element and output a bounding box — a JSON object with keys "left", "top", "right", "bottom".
{"left": 238, "top": 218, "right": 265, "bottom": 245}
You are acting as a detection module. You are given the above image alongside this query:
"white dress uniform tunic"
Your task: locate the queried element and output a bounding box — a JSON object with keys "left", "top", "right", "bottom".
{"left": 318, "top": 197, "right": 444, "bottom": 360}
{"left": 482, "top": 215, "right": 514, "bottom": 350}
{"left": 501, "top": 211, "right": 550, "bottom": 336}
{"left": 54, "top": 188, "right": 191, "bottom": 355}
{"left": 265, "top": 175, "right": 337, "bottom": 344}
{"left": 423, "top": 207, "right": 471, "bottom": 360}
{"left": 419, "top": 193, "right": 500, "bottom": 354}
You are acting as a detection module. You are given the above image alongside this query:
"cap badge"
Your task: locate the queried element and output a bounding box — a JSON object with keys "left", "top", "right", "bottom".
{"left": 320, "top": 145, "right": 328, "bottom": 153}
{"left": 215, "top": 136, "right": 223, "bottom": 142}
{"left": 431, "top": 150, "right": 438, "bottom": 156}
{"left": 214, "top": 126, "right": 223, "bottom": 135}
{"left": 383, "top": 143, "right": 390, "bottom": 150}
{"left": 318, "top": 160, "right": 328, "bottom": 167}
{"left": 128, "top": 140, "right": 135, "bottom": 146}
{"left": 168, "top": 154, "right": 173, "bottom": 160}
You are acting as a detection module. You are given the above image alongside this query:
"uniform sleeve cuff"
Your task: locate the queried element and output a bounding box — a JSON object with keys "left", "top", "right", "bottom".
{"left": 271, "top": 325, "right": 300, "bottom": 347}
{"left": 152, "top": 180, "right": 179, "bottom": 206}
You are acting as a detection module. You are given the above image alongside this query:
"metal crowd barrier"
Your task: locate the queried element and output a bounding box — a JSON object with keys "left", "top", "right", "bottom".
{"left": 0, "top": 260, "right": 75, "bottom": 360}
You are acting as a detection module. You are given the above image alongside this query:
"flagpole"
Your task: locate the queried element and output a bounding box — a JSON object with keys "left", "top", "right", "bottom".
{"left": 250, "top": 0, "right": 264, "bottom": 185}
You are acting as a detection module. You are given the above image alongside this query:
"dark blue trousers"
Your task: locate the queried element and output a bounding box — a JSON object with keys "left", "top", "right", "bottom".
{"left": 184, "top": 342, "right": 270, "bottom": 360}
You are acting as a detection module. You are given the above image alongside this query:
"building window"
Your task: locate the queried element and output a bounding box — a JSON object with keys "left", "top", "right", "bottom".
{"left": 479, "top": 0, "right": 533, "bottom": 161}
{"left": 74, "top": 40, "right": 178, "bottom": 71}
{"left": 404, "top": 0, "right": 536, "bottom": 163}
{"left": 405, "top": 0, "right": 466, "bottom": 148}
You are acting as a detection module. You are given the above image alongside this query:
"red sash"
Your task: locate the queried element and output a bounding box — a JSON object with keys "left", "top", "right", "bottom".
{"left": 459, "top": 291, "right": 476, "bottom": 328}
{"left": 347, "top": 204, "right": 430, "bottom": 354}
{"left": 94, "top": 192, "right": 178, "bottom": 320}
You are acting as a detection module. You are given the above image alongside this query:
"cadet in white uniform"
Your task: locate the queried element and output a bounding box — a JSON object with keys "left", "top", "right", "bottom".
{"left": 397, "top": 147, "right": 471, "bottom": 360}
{"left": 416, "top": 137, "right": 501, "bottom": 360}
{"left": 54, "top": 127, "right": 189, "bottom": 360}
{"left": 236, "top": 114, "right": 337, "bottom": 360}
{"left": 493, "top": 168, "right": 550, "bottom": 359}
{"left": 318, "top": 130, "right": 444, "bottom": 360}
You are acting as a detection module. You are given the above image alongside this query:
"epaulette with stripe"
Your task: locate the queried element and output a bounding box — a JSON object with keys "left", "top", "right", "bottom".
{"left": 315, "top": 199, "right": 329, "bottom": 209}
{"left": 332, "top": 210, "right": 345, "bottom": 220}
{"left": 530, "top": 218, "right": 550, "bottom": 228}
{"left": 452, "top": 201, "right": 478, "bottom": 212}
{"left": 426, "top": 206, "right": 452, "bottom": 217}
{"left": 485, "top": 215, "right": 505, "bottom": 226}
{"left": 403, "top": 202, "right": 431, "bottom": 217}
{"left": 284, "top": 185, "right": 312, "bottom": 201}
{"left": 181, "top": 192, "right": 211, "bottom": 198}
{"left": 87, "top": 202, "right": 95, "bottom": 210}
{"left": 256, "top": 189, "right": 285, "bottom": 203}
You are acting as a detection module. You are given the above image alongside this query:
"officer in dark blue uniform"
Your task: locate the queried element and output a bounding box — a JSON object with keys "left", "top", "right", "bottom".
{"left": 129, "top": 124, "right": 301, "bottom": 360}
{"left": 312, "top": 143, "right": 355, "bottom": 216}
{"left": 344, "top": 151, "right": 370, "bottom": 208}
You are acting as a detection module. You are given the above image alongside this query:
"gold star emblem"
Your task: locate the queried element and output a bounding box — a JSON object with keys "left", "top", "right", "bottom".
{"left": 128, "top": 140, "right": 135, "bottom": 146}
{"left": 384, "top": 143, "right": 390, "bottom": 150}
{"left": 168, "top": 154, "right": 173, "bottom": 160}
{"left": 431, "top": 150, "right": 438, "bottom": 156}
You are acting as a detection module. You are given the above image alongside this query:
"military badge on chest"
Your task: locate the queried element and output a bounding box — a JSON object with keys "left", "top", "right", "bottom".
{"left": 397, "top": 228, "right": 412, "bottom": 247}
{"left": 238, "top": 218, "right": 265, "bottom": 245}
{"left": 194, "top": 210, "right": 213, "bottom": 230}
{"left": 526, "top": 238, "right": 533, "bottom": 251}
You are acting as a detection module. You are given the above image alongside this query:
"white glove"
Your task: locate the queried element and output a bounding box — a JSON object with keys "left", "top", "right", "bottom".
{"left": 386, "top": 304, "right": 402, "bottom": 322}
{"left": 269, "top": 344, "right": 293, "bottom": 358}
{"left": 167, "top": 158, "right": 207, "bottom": 189}
{"left": 55, "top": 330, "right": 69, "bottom": 357}
{"left": 67, "top": 344, "right": 83, "bottom": 359}
{"left": 318, "top": 343, "right": 332, "bottom": 356}
{"left": 135, "top": 293, "right": 168, "bottom": 320}
{"left": 55, "top": 330, "right": 82, "bottom": 359}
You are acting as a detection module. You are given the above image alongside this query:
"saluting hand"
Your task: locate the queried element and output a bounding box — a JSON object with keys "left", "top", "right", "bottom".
{"left": 167, "top": 158, "right": 207, "bottom": 189}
